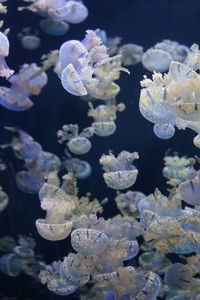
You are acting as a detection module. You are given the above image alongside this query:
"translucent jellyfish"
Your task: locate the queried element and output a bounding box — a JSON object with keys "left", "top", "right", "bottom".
{"left": 57, "top": 124, "right": 94, "bottom": 155}
{"left": 39, "top": 18, "right": 69, "bottom": 36}
{"left": 39, "top": 261, "right": 78, "bottom": 296}
{"left": 153, "top": 123, "right": 175, "bottom": 139}
{"left": 36, "top": 181, "right": 75, "bottom": 240}
{"left": 100, "top": 151, "right": 139, "bottom": 190}
{"left": 64, "top": 157, "right": 91, "bottom": 179}
{"left": 139, "top": 251, "right": 171, "bottom": 274}
{"left": 48, "top": 0, "right": 88, "bottom": 24}
{"left": 0, "top": 253, "right": 21, "bottom": 277}
{"left": 0, "top": 21, "right": 14, "bottom": 79}
{"left": 61, "top": 253, "right": 92, "bottom": 286}
{"left": 115, "top": 190, "right": 146, "bottom": 217}
{"left": 56, "top": 30, "right": 129, "bottom": 99}
{"left": 179, "top": 178, "right": 200, "bottom": 206}
{"left": 154, "top": 39, "right": 190, "bottom": 63}
{"left": 118, "top": 43, "right": 144, "bottom": 66}
{"left": 0, "top": 63, "right": 47, "bottom": 111}
{"left": 0, "top": 186, "right": 9, "bottom": 212}
{"left": 71, "top": 228, "right": 109, "bottom": 255}
{"left": 88, "top": 101, "right": 125, "bottom": 136}
{"left": 135, "top": 271, "right": 161, "bottom": 300}
{"left": 164, "top": 263, "right": 193, "bottom": 290}
{"left": 0, "top": 1, "right": 7, "bottom": 14}
{"left": 163, "top": 154, "right": 190, "bottom": 187}
{"left": 142, "top": 48, "right": 172, "bottom": 72}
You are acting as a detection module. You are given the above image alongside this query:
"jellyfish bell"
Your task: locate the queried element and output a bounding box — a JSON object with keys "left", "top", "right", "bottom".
{"left": 92, "top": 121, "right": 116, "bottom": 136}
{"left": 64, "top": 158, "right": 91, "bottom": 179}
{"left": 48, "top": 1, "right": 88, "bottom": 24}
{"left": 16, "top": 170, "right": 45, "bottom": 194}
{"left": 68, "top": 136, "right": 91, "bottom": 155}
{"left": 0, "top": 86, "right": 33, "bottom": 111}
{"left": 39, "top": 18, "right": 70, "bottom": 36}
{"left": 61, "top": 64, "right": 87, "bottom": 96}
{"left": 164, "top": 263, "right": 193, "bottom": 290}
{"left": 0, "top": 253, "right": 21, "bottom": 277}
{"left": 153, "top": 123, "right": 175, "bottom": 139}
{"left": 21, "top": 35, "right": 41, "bottom": 50}
{"left": 142, "top": 48, "right": 172, "bottom": 72}
{"left": 0, "top": 30, "right": 14, "bottom": 79}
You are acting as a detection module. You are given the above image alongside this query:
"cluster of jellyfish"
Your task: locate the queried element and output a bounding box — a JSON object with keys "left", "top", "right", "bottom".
{"left": 2, "top": 1, "right": 200, "bottom": 300}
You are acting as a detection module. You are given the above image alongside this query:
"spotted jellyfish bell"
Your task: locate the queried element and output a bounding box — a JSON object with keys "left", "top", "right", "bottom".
{"left": 71, "top": 228, "right": 109, "bottom": 255}
{"left": 0, "top": 21, "right": 14, "bottom": 79}
{"left": 58, "top": 39, "right": 92, "bottom": 96}
{"left": 39, "top": 18, "right": 69, "bottom": 36}
{"left": 100, "top": 151, "right": 139, "bottom": 190}
{"left": 88, "top": 102, "right": 125, "bottom": 137}
{"left": 48, "top": 0, "right": 88, "bottom": 24}
{"left": 36, "top": 181, "right": 75, "bottom": 241}
{"left": 21, "top": 35, "right": 40, "bottom": 50}
{"left": 57, "top": 124, "right": 94, "bottom": 155}
{"left": 0, "top": 253, "right": 21, "bottom": 277}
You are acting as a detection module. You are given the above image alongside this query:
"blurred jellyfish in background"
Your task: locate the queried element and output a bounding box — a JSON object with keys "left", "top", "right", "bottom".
{"left": 2, "top": 127, "right": 61, "bottom": 193}
{"left": 39, "top": 18, "right": 69, "bottom": 36}
{"left": 0, "top": 186, "right": 9, "bottom": 213}
{"left": 100, "top": 151, "right": 139, "bottom": 189}
{"left": 0, "top": 0, "right": 7, "bottom": 14}
{"left": 18, "top": 28, "right": 40, "bottom": 50}
{"left": 0, "top": 63, "right": 47, "bottom": 111}
{"left": 142, "top": 39, "right": 190, "bottom": 72}
{"left": 18, "top": 0, "right": 88, "bottom": 36}
{"left": 64, "top": 157, "right": 92, "bottom": 179}
{"left": 0, "top": 21, "right": 14, "bottom": 79}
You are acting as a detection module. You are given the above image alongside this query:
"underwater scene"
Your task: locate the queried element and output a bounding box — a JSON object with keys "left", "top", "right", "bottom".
{"left": 1, "top": 0, "right": 200, "bottom": 299}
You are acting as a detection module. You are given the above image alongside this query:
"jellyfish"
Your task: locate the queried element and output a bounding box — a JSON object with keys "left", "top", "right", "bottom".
{"left": 0, "top": 186, "right": 9, "bottom": 212}
{"left": 88, "top": 101, "right": 125, "bottom": 136}
{"left": 153, "top": 123, "right": 175, "bottom": 139}
{"left": 71, "top": 228, "right": 109, "bottom": 255}
{"left": 0, "top": 21, "right": 14, "bottom": 79}
{"left": 39, "top": 18, "right": 69, "bottom": 36}
{"left": 64, "top": 157, "right": 91, "bottom": 179}
{"left": 115, "top": 190, "right": 146, "bottom": 217}
{"left": 36, "top": 181, "right": 75, "bottom": 241}
{"left": 100, "top": 151, "right": 139, "bottom": 190}
{"left": 0, "top": 63, "right": 47, "bottom": 111}
{"left": 142, "top": 48, "right": 172, "bottom": 72}
{"left": 118, "top": 43, "right": 144, "bottom": 66}
{"left": 164, "top": 263, "right": 193, "bottom": 290}
{"left": 179, "top": 178, "right": 200, "bottom": 206}
{"left": 56, "top": 30, "right": 129, "bottom": 99}
{"left": 57, "top": 124, "right": 94, "bottom": 155}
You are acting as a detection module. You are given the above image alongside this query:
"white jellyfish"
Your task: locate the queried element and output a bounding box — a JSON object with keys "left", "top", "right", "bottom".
{"left": 100, "top": 151, "right": 139, "bottom": 190}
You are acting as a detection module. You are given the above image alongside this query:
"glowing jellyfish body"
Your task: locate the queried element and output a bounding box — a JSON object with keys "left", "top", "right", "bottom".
{"left": 164, "top": 263, "right": 193, "bottom": 290}
{"left": 39, "top": 18, "right": 69, "bottom": 36}
{"left": 71, "top": 228, "right": 109, "bottom": 255}
{"left": 57, "top": 124, "right": 94, "bottom": 155}
{"left": 0, "top": 63, "right": 47, "bottom": 111}
{"left": 142, "top": 48, "right": 172, "bottom": 72}
{"left": 21, "top": 35, "right": 40, "bottom": 50}
{"left": 16, "top": 170, "right": 45, "bottom": 193}
{"left": 153, "top": 123, "right": 175, "bottom": 139}
{"left": 48, "top": 0, "right": 88, "bottom": 24}
{"left": 179, "top": 179, "right": 200, "bottom": 205}
{"left": 100, "top": 151, "right": 139, "bottom": 190}
{"left": 0, "top": 29, "right": 14, "bottom": 79}
{"left": 118, "top": 43, "right": 144, "bottom": 66}
{"left": 64, "top": 158, "right": 91, "bottom": 179}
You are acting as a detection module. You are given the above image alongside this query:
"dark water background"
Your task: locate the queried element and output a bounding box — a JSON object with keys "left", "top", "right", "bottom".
{"left": 0, "top": 0, "right": 200, "bottom": 298}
